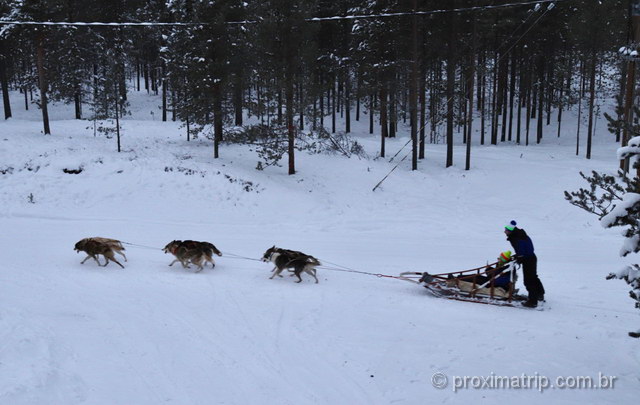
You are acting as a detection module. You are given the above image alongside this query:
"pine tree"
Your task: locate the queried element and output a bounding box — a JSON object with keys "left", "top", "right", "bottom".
{"left": 565, "top": 114, "right": 640, "bottom": 338}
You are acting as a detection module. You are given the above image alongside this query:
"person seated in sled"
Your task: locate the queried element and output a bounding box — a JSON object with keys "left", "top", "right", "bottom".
{"left": 420, "top": 251, "right": 514, "bottom": 288}
{"left": 443, "top": 251, "right": 515, "bottom": 297}
{"left": 467, "top": 250, "right": 514, "bottom": 287}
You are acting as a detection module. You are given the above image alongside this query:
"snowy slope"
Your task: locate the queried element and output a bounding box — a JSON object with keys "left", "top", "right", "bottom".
{"left": 0, "top": 91, "right": 638, "bottom": 404}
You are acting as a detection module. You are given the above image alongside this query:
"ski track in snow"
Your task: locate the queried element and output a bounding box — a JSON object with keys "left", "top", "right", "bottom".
{"left": 1, "top": 90, "right": 638, "bottom": 404}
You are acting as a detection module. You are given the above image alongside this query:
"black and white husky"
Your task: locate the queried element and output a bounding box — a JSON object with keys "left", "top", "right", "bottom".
{"left": 261, "top": 246, "right": 321, "bottom": 284}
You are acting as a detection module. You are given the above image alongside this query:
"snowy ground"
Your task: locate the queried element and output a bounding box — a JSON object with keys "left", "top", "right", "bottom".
{"left": 0, "top": 90, "right": 638, "bottom": 404}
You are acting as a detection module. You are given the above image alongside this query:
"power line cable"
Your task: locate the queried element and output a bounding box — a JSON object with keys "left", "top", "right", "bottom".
{"left": 0, "top": 0, "right": 568, "bottom": 27}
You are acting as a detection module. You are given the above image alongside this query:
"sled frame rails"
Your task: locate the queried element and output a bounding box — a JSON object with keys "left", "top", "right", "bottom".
{"left": 399, "top": 261, "right": 524, "bottom": 306}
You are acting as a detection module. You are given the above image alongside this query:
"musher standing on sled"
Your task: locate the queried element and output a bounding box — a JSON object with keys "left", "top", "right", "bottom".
{"left": 504, "top": 220, "right": 545, "bottom": 307}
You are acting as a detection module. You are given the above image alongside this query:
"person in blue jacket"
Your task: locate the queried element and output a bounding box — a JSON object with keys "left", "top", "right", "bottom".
{"left": 504, "top": 220, "right": 545, "bottom": 307}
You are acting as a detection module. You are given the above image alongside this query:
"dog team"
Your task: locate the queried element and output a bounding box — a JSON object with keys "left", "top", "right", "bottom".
{"left": 74, "top": 237, "right": 321, "bottom": 283}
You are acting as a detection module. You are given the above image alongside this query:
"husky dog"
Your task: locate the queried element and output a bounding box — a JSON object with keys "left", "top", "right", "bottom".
{"left": 75, "top": 238, "right": 125, "bottom": 269}
{"left": 190, "top": 241, "right": 222, "bottom": 268}
{"left": 163, "top": 240, "right": 222, "bottom": 271}
{"left": 261, "top": 246, "right": 320, "bottom": 284}
{"left": 90, "top": 237, "right": 127, "bottom": 262}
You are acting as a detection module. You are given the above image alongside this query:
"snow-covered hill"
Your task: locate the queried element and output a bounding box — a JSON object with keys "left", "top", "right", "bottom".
{"left": 0, "top": 91, "right": 637, "bottom": 404}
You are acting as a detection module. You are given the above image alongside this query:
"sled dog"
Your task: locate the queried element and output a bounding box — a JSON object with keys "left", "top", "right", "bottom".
{"left": 261, "top": 246, "right": 320, "bottom": 284}
{"left": 163, "top": 240, "right": 222, "bottom": 271}
{"left": 74, "top": 238, "right": 125, "bottom": 269}
{"left": 90, "top": 237, "right": 127, "bottom": 262}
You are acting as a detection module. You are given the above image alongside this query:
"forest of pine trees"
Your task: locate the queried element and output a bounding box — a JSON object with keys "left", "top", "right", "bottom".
{"left": 0, "top": 0, "right": 631, "bottom": 172}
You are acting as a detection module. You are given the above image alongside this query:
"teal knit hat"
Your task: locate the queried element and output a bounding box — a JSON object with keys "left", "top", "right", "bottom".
{"left": 505, "top": 220, "right": 517, "bottom": 232}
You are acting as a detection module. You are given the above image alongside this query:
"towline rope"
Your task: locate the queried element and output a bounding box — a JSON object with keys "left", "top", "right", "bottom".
{"left": 317, "top": 265, "right": 401, "bottom": 279}
{"left": 121, "top": 241, "right": 162, "bottom": 250}
{"left": 316, "top": 258, "right": 402, "bottom": 279}
{"left": 222, "top": 251, "right": 263, "bottom": 262}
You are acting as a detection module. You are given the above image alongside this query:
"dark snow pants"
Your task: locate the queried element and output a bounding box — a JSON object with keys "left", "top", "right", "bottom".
{"left": 521, "top": 255, "right": 545, "bottom": 302}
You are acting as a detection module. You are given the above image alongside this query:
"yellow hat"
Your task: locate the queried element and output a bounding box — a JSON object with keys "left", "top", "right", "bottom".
{"left": 498, "top": 250, "right": 512, "bottom": 263}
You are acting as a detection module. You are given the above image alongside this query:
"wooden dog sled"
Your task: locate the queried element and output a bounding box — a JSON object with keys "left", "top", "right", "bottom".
{"left": 399, "top": 260, "right": 529, "bottom": 307}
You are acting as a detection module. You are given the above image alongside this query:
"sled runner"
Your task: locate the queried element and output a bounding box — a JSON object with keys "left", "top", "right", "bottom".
{"left": 399, "top": 260, "right": 532, "bottom": 308}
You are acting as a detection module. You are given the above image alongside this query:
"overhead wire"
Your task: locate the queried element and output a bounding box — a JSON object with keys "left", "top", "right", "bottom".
{"left": 0, "top": 0, "right": 567, "bottom": 27}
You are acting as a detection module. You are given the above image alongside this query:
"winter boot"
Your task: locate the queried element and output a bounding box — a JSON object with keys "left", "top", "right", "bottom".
{"left": 522, "top": 299, "right": 538, "bottom": 308}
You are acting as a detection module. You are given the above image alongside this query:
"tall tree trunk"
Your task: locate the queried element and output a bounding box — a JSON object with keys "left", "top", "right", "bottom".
{"left": 389, "top": 85, "right": 396, "bottom": 138}
{"left": 546, "top": 67, "right": 553, "bottom": 127}
{"left": 74, "top": 92, "right": 81, "bottom": 119}
{"left": 35, "top": 34, "right": 51, "bottom": 134}
{"left": 144, "top": 63, "right": 149, "bottom": 93}
{"left": 516, "top": 51, "right": 523, "bottom": 144}
{"left": 319, "top": 73, "right": 324, "bottom": 127}
{"left": 186, "top": 115, "right": 190, "bottom": 141}
{"left": 499, "top": 53, "right": 507, "bottom": 142}
{"left": 462, "top": 76, "right": 468, "bottom": 143}
{"left": 530, "top": 80, "right": 537, "bottom": 119}
{"left": 501, "top": 64, "right": 508, "bottom": 143}
{"left": 517, "top": 79, "right": 522, "bottom": 144}
{"left": 312, "top": 97, "right": 317, "bottom": 130}
{"left": 23, "top": 59, "right": 29, "bottom": 110}
{"left": 257, "top": 82, "right": 263, "bottom": 124}
{"left": 480, "top": 58, "right": 486, "bottom": 145}
{"left": 337, "top": 80, "right": 342, "bottom": 115}
{"left": 556, "top": 61, "right": 566, "bottom": 138}
{"left": 369, "top": 94, "right": 374, "bottom": 134}
{"left": 326, "top": 81, "right": 331, "bottom": 123}
{"left": 525, "top": 59, "right": 532, "bottom": 146}
{"left": 516, "top": 54, "right": 524, "bottom": 144}
{"left": 356, "top": 72, "right": 361, "bottom": 121}
{"left": 477, "top": 51, "right": 484, "bottom": 109}
{"left": 299, "top": 80, "right": 304, "bottom": 131}
{"left": 419, "top": 63, "right": 426, "bottom": 159}
{"left": 586, "top": 52, "right": 597, "bottom": 160}
{"left": 345, "top": 73, "right": 351, "bottom": 133}
{"left": 136, "top": 61, "right": 140, "bottom": 91}
{"left": 576, "top": 59, "right": 585, "bottom": 156}
{"left": 286, "top": 75, "right": 295, "bottom": 175}
{"left": 150, "top": 65, "right": 157, "bottom": 95}
{"left": 508, "top": 50, "right": 516, "bottom": 142}
{"left": 430, "top": 63, "right": 439, "bottom": 143}
{"left": 234, "top": 73, "right": 243, "bottom": 126}
{"left": 171, "top": 90, "right": 176, "bottom": 121}
{"left": 119, "top": 61, "right": 127, "bottom": 102}
{"left": 29, "top": 62, "right": 34, "bottom": 102}
{"left": 446, "top": 41, "right": 455, "bottom": 166}
{"left": 410, "top": 0, "right": 418, "bottom": 170}
{"left": 380, "top": 84, "right": 388, "bottom": 157}
{"left": 331, "top": 77, "right": 336, "bottom": 133}
{"left": 446, "top": 2, "right": 457, "bottom": 164}
{"left": 114, "top": 82, "right": 121, "bottom": 152}
{"left": 616, "top": 62, "right": 627, "bottom": 143}
{"left": 278, "top": 89, "right": 283, "bottom": 125}
{"left": 490, "top": 54, "right": 498, "bottom": 145}
{"left": 0, "top": 46, "right": 12, "bottom": 120}
{"left": 536, "top": 57, "right": 544, "bottom": 144}
{"left": 162, "top": 66, "right": 167, "bottom": 122}
{"left": 213, "top": 82, "right": 223, "bottom": 159}
{"left": 466, "top": 11, "right": 476, "bottom": 171}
